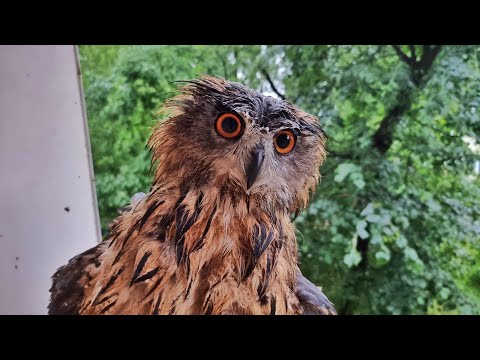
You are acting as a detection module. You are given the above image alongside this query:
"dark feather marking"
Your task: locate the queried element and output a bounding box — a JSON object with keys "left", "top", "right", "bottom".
{"left": 156, "top": 213, "right": 174, "bottom": 241}
{"left": 131, "top": 267, "right": 159, "bottom": 285}
{"left": 124, "top": 221, "right": 141, "bottom": 241}
{"left": 161, "top": 192, "right": 187, "bottom": 233}
{"left": 174, "top": 205, "right": 188, "bottom": 264}
{"left": 158, "top": 214, "right": 174, "bottom": 228}
{"left": 270, "top": 296, "right": 276, "bottom": 315}
{"left": 111, "top": 222, "right": 139, "bottom": 265}
{"left": 93, "top": 255, "right": 101, "bottom": 268}
{"left": 139, "top": 200, "right": 165, "bottom": 230}
{"left": 185, "top": 277, "right": 195, "bottom": 300}
{"left": 175, "top": 205, "right": 189, "bottom": 237}
{"left": 111, "top": 246, "right": 125, "bottom": 266}
{"left": 185, "top": 256, "right": 191, "bottom": 278}
{"left": 189, "top": 250, "right": 224, "bottom": 312}
{"left": 169, "top": 293, "right": 183, "bottom": 315}
{"left": 175, "top": 193, "right": 203, "bottom": 265}
{"left": 175, "top": 190, "right": 188, "bottom": 208}
{"left": 257, "top": 255, "right": 273, "bottom": 303}
{"left": 203, "top": 293, "right": 214, "bottom": 315}
{"left": 253, "top": 225, "right": 259, "bottom": 244}
{"left": 263, "top": 231, "right": 275, "bottom": 255}
{"left": 100, "top": 300, "right": 117, "bottom": 314}
{"left": 204, "top": 301, "right": 214, "bottom": 315}
{"left": 142, "top": 273, "right": 166, "bottom": 300}
{"left": 192, "top": 261, "right": 214, "bottom": 313}
{"left": 153, "top": 293, "right": 163, "bottom": 315}
{"left": 253, "top": 223, "right": 275, "bottom": 263}
{"left": 130, "top": 252, "right": 152, "bottom": 286}
{"left": 192, "top": 241, "right": 206, "bottom": 252}
{"left": 209, "top": 273, "right": 228, "bottom": 293}
{"left": 191, "top": 205, "right": 217, "bottom": 253}
{"left": 277, "top": 222, "right": 284, "bottom": 251}
{"left": 108, "top": 232, "right": 120, "bottom": 248}
{"left": 93, "top": 267, "right": 125, "bottom": 305}
{"left": 260, "top": 223, "right": 266, "bottom": 243}
{"left": 242, "top": 257, "right": 255, "bottom": 281}
{"left": 172, "top": 293, "right": 182, "bottom": 306}
{"left": 93, "top": 293, "right": 116, "bottom": 307}
{"left": 153, "top": 193, "right": 186, "bottom": 242}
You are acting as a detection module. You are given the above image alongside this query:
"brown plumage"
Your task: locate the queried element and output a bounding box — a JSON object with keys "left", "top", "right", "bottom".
{"left": 48, "top": 76, "right": 336, "bottom": 315}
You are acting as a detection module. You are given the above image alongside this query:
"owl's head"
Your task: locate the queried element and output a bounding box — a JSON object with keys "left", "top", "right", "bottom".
{"left": 149, "top": 76, "right": 326, "bottom": 215}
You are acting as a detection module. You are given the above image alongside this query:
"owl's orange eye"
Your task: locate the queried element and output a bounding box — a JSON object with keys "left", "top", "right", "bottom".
{"left": 215, "top": 113, "right": 243, "bottom": 139}
{"left": 274, "top": 130, "right": 296, "bottom": 154}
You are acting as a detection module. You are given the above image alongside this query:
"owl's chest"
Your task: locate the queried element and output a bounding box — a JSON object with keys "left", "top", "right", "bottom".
{"left": 83, "top": 199, "right": 301, "bottom": 314}
{"left": 158, "top": 267, "right": 300, "bottom": 315}
{"left": 157, "top": 214, "right": 300, "bottom": 314}
{"left": 153, "top": 245, "right": 301, "bottom": 315}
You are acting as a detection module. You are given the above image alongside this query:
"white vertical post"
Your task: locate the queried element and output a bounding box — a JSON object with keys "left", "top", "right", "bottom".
{"left": 0, "top": 45, "right": 101, "bottom": 314}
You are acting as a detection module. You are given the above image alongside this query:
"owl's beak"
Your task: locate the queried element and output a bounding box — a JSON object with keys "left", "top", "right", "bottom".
{"left": 245, "top": 144, "right": 265, "bottom": 190}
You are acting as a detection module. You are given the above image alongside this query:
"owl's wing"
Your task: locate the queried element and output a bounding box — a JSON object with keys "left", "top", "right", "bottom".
{"left": 48, "top": 244, "right": 104, "bottom": 315}
{"left": 49, "top": 192, "right": 149, "bottom": 315}
{"left": 295, "top": 270, "right": 337, "bottom": 315}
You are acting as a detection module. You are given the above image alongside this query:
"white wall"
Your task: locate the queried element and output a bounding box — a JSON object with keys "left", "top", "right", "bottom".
{"left": 0, "top": 45, "right": 101, "bottom": 314}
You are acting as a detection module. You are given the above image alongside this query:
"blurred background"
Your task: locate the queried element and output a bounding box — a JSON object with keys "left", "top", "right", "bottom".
{"left": 79, "top": 45, "right": 480, "bottom": 315}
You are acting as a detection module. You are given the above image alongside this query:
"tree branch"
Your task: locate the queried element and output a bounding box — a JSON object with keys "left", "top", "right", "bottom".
{"left": 409, "top": 45, "right": 417, "bottom": 61}
{"left": 354, "top": 45, "right": 443, "bottom": 272}
{"left": 372, "top": 91, "right": 412, "bottom": 154}
{"left": 356, "top": 231, "right": 369, "bottom": 270}
{"left": 261, "top": 68, "right": 286, "bottom": 100}
{"left": 417, "top": 45, "right": 442, "bottom": 71}
{"left": 392, "top": 45, "right": 416, "bottom": 67}
{"left": 373, "top": 46, "right": 442, "bottom": 154}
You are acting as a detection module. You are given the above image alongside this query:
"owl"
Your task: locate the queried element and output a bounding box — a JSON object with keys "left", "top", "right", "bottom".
{"left": 48, "top": 76, "right": 336, "bottom": 315}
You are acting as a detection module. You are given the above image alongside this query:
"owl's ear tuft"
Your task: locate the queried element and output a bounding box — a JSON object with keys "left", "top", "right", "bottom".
{"left": 175, "top": 75, "right": 229, "bottom": 98}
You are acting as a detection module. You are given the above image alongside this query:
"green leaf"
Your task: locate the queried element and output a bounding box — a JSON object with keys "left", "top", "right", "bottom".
{"left": 334, "top": 163, "right": 359, "bottom": 183}
{"left": 395, "top": 235, "right": 408, "bottom": 248}
{"left": 360, "top": 203, "right": 375, "bottom": 216}
{"left": 427, "top": 199, "right": 442, "bottom": 212}
{"left": 366, "top": 214, "right": 382, "bottom": 223}
{"left": 375, "top": 246, "right": 391, "bottom": 265}
{"left": 370, "top": 233, "right": 382, "bottom": 245}
{"left": 353, "top": 177, "right": 366, "bottom": 189}
{"left": 356, "top": 220, "right": 369, "bottom": 239}
{"left": 404, "top": 247, "right": 420, "bottom": 262}
{"left": 440, "top": 287, "right": 451, "bottom": 300}
{"left": 343, "top": 250, "right": 362, "bottom": 267}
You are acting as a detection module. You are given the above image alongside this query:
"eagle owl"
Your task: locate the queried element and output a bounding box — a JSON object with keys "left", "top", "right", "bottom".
{"left": 49, "top": 76, "right": 336, "bottom": 315}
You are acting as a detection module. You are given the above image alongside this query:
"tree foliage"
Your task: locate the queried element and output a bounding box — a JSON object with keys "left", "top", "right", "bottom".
{"left": 80, "top": 45, "right": 480, "bottom": 314}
